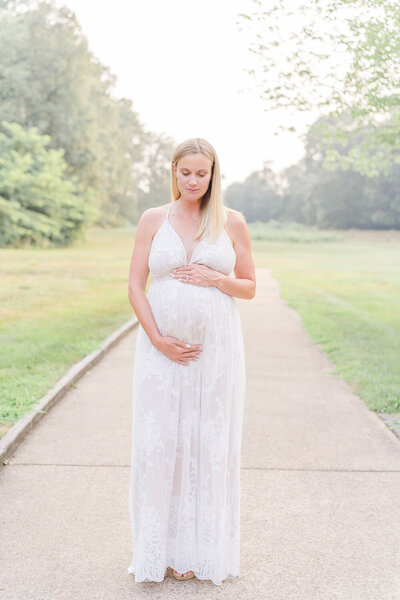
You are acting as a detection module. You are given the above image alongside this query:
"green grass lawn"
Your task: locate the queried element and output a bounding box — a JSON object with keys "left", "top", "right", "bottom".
{"left": 1, "top": 225, "right": 399, "bottom": 439}
{"left": 251, "top": 226, "right": 400, "bottom": 415}
{"left": 0, "top": 227, "right": 139, "bottom": 438}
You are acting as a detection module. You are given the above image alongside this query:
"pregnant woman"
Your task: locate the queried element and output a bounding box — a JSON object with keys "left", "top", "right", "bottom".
{"left": 127, "top": 137, "right": 256, "bottom": 586}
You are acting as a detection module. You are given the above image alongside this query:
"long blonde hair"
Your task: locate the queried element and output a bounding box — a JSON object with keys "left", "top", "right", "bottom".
{"left": 171, "top": 138, "right": 234, "bottom": 244}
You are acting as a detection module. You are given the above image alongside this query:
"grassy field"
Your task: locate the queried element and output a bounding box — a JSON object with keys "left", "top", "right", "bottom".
{"left": 0, "top": 228, "right": 138, "bottom": 438}
{"left": 251, "top": 224, "right": 400, "bottom": 415}
{"left": 1, "top": 224, "right": 399, "bottom": 439}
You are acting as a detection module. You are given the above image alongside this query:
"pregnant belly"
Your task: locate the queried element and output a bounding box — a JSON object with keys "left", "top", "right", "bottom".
{"left": 147, "top": 278, "right": 236, "bottom": 347}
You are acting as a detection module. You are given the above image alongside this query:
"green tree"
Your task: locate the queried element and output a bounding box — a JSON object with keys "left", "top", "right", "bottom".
{"left": 222, "top": 109, "right": 400, "bottom": 229}
{"left": 0, "top": 0, "right": 145, "bottom": 225}
{"left": 0, "top": 120, "right": 91, "bottom": 247}
{"left": 238, "top": 0, "right": 400, "bottom": 177}
{"left": 280, "top": 111, "right": 400, "bottom": 228}
{"left": 136, "top": 131, "right": 176, "bottom": 217}
{"left": 224, "top": 163, "right": 282, "bottom": 222}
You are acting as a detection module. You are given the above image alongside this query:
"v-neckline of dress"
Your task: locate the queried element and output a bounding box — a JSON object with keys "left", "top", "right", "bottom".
{"left": 165, "top": 203, "right": 204, "bottom": 265}
{"left": 165, "top": 219, "right": 202, "bottom": 265}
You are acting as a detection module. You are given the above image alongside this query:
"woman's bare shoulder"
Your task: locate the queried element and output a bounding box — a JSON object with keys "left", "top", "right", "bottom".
{"left": 225, "top": 206, "right": 247, "bottom": 229}
{"left": 224, "top": 207, "right": 248, "bottom": 246}
{"left": 138, "top": 204, "right": 170, "bottom": 235}
{"left": 139, "top": 203, "right": 170, "bottom": 222}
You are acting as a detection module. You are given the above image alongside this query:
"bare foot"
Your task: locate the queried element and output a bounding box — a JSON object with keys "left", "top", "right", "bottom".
{"left": 173, "top": 569, "right": 194, "bottom": 579}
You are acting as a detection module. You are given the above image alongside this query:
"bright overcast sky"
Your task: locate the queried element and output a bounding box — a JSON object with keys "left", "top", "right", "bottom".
{"left": 58, "top": 0, "right": 311, "bottom": 189}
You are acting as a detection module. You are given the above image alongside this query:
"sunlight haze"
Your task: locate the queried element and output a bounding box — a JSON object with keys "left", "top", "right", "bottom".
{"left": 58, "top": 0, "right": 309, "bottom": 188}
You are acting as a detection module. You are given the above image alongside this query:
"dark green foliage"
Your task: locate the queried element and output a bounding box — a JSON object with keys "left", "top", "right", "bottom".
{"left": 0, "top": 0, "right": 152, "bottom": 234}
{"left": 0, "top": 120, "right": 90, "bottom": 246}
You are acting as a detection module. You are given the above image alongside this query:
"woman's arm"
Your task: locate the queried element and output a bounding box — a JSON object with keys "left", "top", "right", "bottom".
{"left": 214, "top": 213, "right": 256, "bottom": 300}
{"left": 128, "top": 207, "right": 203, "bottom": 364}
{"left": 213, "top": 272, "right": 255, "bottom": 300}
{"left": 128, "top": 208, "right": 164, "bottom": 346}
{"left": 172, "top": 211, "right": 256, "bottom": 300}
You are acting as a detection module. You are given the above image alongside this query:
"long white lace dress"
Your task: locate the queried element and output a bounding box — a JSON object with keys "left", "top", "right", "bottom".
{"left": 127, "top": 202, "right": 246, "bottom": 586}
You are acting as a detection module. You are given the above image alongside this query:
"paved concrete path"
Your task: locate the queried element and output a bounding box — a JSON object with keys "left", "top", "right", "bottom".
{"left": 1, "top": 268, "right": 399, "bottom": 600}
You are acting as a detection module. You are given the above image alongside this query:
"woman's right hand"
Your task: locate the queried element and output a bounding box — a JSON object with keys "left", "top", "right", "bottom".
{"left": 154, "top": 336, "right": 203, "bottom": 365}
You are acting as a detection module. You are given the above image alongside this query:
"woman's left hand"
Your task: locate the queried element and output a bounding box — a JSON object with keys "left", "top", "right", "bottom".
{"left": 170, "top": 264, "right": 224, "bottom": 287}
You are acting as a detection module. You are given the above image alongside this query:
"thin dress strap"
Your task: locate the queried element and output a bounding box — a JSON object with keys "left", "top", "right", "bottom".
{"left": 166, "top": 202, "right": 172, "bottom": 222}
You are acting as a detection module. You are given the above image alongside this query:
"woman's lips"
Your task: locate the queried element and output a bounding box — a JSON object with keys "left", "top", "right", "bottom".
{"left": 187, "top": 189, "right": 199, "bottom": 192}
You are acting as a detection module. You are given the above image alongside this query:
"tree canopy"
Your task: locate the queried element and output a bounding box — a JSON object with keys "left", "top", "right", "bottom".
{"left": 0, "top": 0, "right": 175, "bottom": 246}
{"left": 0, "top": 120, "right": 90, "bottom": 246}
{"left": 238, "top": 0, "right": 400, "bottom": 177}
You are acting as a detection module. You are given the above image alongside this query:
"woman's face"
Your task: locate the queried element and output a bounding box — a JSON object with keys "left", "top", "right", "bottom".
{"left": 173, "top": 153, "right": 213, "bottom": 202}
